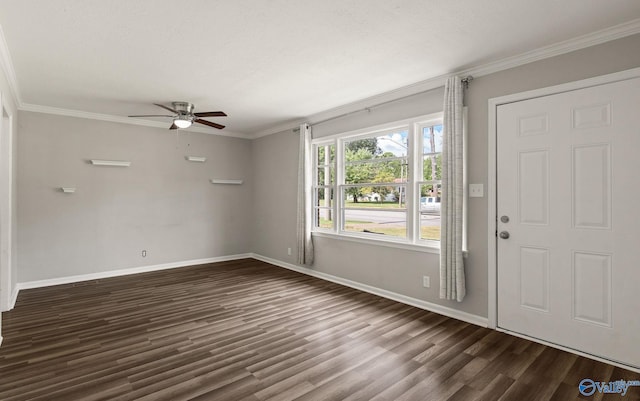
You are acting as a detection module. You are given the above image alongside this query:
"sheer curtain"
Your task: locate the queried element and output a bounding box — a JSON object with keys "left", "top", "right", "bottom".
{"left": 440, "top": 76, "right": 466, "bottom": 302}
{"left": 297, "top": 123, "right": 314, "bottom": 265}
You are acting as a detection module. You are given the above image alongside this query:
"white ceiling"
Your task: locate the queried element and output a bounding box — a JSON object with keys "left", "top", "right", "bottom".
{"left": 0, "top": 0, "right": 639, "bottom": 137}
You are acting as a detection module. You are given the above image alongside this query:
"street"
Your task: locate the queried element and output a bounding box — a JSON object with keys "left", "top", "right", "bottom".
{"left": 344, "top": 209, "right": 440, "bottom": 227}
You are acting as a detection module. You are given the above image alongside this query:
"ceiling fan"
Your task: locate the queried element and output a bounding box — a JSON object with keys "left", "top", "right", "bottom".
{"left": 128, "top": 102, "right": 227, "bottom": 130}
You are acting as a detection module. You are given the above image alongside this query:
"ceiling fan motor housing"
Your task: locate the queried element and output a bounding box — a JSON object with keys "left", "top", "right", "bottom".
{"left": 172, "top": 101, "right": 195, "bottom": 114}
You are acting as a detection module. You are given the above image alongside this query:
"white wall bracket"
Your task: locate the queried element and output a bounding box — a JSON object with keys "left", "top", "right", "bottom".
{"left": 90, "top": 160, "right": 131, "bottom": 167}
{"left": 210, "top": 179, "right": 243, "bottom": 185}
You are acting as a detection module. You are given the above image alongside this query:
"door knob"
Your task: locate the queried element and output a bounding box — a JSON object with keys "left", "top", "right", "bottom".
{"left": 499, "top": 231, "right": 510, "bottom": 239}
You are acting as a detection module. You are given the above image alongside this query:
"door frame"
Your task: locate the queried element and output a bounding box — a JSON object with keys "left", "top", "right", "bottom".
{"left": 0, "top": 91, "right": 13, "bottom": 314}
{"left": 487, "top": 67, "right": 640, "bottom": 331}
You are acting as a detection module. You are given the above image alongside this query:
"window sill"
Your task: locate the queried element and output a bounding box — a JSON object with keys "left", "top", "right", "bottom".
{"left": 312, "top": 231, "right": 441, "bottom": 255}
{"left": 312, "top": 231, "right": 469, "bottom": 257}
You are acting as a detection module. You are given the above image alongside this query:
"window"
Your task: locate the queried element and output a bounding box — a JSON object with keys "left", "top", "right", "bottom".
{"left": 419, "top": 123, "right": 443, "bottom": 242}
{"left": 313, "top": 143, "right": 335, "bottom": 230}
{"left": 312, "top": 113, "right": 447, "bottom": 250}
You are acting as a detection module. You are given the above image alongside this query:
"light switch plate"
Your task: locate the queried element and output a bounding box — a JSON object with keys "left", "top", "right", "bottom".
{"left": 469, "top": 184, "right": 484, "bottom": 198}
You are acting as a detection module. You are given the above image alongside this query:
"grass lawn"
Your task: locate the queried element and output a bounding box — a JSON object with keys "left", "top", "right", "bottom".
{"left": 345, "top": 201, "right": 405, "bottom": 209}
{"left": 318, "top": 200, "right": 406, "bottom": 209}
{"left": 320, "top": 218, "right": 440, "bottom": 241}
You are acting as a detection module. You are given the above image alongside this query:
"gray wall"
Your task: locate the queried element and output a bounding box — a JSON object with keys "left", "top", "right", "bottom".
{"left": 252, "top": 33, "right": 640, "bottom": 319}
{"left": 13, "top": 33, "right": 640, "bottom": 318}
{"left": 251, "top": 128, "right": 300, "bottom": 262}
{"left": 18, "top": 112, "right": 253, "bottom": 282}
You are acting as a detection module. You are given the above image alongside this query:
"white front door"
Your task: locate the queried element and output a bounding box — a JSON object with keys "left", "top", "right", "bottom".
{"left": 497, "top": 76, "right": 640, "bottom": 369}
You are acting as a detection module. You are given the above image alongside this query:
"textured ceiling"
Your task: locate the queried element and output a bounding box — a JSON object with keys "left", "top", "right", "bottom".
{"left": 0, "top": 0, "right": 639, "bottom": 137}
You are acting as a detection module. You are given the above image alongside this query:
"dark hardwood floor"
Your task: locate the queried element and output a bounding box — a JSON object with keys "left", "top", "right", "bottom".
{"left": 0, "top": 259, "right": 638, "bottom": 400}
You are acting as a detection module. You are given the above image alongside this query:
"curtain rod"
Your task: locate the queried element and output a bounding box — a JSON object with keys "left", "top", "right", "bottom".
{"left": 299, "top": 75, "right": 473, "bottom": 129}
{"left": 461, "top": 75, "right": 474, "bottom": 89}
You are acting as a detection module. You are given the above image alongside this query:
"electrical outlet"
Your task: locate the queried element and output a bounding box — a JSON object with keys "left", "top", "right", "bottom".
{"left": 287, "top": 247, "right": 292, "bottom": 256}
{"left": 422, "top": 276, "right": 430, "bottom": 288}
{"left": 142, "top": 250, "right": 147, "bottom": 257}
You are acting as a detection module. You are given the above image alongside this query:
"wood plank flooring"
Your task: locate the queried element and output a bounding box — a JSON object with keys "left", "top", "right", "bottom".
{"left": 0, "top": 259, "right": 638, "bottom": 400}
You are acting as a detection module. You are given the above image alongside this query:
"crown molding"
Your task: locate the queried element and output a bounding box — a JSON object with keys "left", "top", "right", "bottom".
{"left": 252, "top": 17, "right": 640, "bottom": 139}
{"left": 19, "top": 103, "right": 251, "bottom": 139}
{"left": 0, "top": 24, "right": 22, "bottom": 109}
{"left": 466, "top": 17, "right": 640, "bottom": 78}
{"left": 252, "top": 117, "right": 308, "bottom": 139}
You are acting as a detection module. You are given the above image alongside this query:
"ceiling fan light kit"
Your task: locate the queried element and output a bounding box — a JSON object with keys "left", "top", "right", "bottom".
{"left": 173, "top": 117, "right": 192, "bottom": 129}
{"left": 128, "top": 102, "right": 226, "bottom": 131}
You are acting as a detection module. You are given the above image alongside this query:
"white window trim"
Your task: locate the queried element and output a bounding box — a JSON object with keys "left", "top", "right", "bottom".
{"left": 311, "top": 111, "right": 467, "bottom": 253}
{"left": 312, "top": 231, "right": 442, "bottom": 254}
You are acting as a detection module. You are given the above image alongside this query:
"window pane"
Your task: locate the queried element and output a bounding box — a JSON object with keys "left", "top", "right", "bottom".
{"left": 376, "top": 130, "right": 409, "bottom": 157}
{"left": 419, "top": 183, "right": 441, "bottom": 203}
{"left": 314, "top": 187, "right": 334, "bottom": 229}
{"left": 344, "top": 161, "right": 373, "bottom": 185}
{"left": 314, "top": 208, "right": 334, "bottom": 229}
{"left": 316, "top": 166, "right": 335, "bottom": 185}
{"left": 344, "top": 131, "right": 409, "bottom": 158}
{"left": 344, "top": 130, "right": 409, "bottom": 189}
{"left": 344, "top": 130, "right": 409, "bottom": 158}
{"left": 315, "top": 145, "right": 323, "bottom": 164}
{"left": 419, "top": 183, "right": 441, "bottom": 241}
{"left": 342, "top": 185, "right": 407, "bottom": 205}
{"left": 315, "top": 187, "right": 334, "bottom": 207}
{"left": 343, "top": 209, "right": 407, "bottom": 238}
{"left": 313, "top": 208, "right": 335, "bottom": 229}
{"left": 345, "top": 159, "right": 408, "bottom": 185}
{"left": 315, "top": 144, "right": 335, "bottom": 165}
{"left": 423, "top": 155, "right": 441, "bottom": 181}
{"left": 342, "top": 186, "right": 407, "bottom": 238}
{"left": 423, "top": 125, "right": 443, "bottom": 154}
{"left": 420, "top": 215, "right": 440, "bottom": 241}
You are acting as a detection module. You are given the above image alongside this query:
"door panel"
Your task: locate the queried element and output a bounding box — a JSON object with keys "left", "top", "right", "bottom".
{"left": 572, "top": 144, "right": 611, "bottom": 229}
{"left": 519, "top": 246, "right": 550, "bottom": 312}
{"left": 518, "top": 150, "right": 549, "bottom": 225}
{"left": 572, "top": 251, "right": 611, "bottom": 327}
{"left": 497, "top": 77, "right": 640, "bottom": 368}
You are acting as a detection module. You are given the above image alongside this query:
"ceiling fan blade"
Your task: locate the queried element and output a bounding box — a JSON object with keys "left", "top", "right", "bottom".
{"left": 154, "top": 103, "right": 178, "bottom": 114}
{"left": 128, "top": 114, "right": 174, "bottom": 118}
{"left": 169, "top": 123, "right": 178, "bottom": 130}
{"left": 195, "top": 119, "right": 225, "bottom": 130}
{"left": 193, "top": 111, "right": 227, "bottom": 117}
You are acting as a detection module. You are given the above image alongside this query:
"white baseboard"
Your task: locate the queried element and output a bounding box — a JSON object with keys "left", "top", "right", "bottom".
{"left": 250, "top": 253, "right": 488, "bottom": 328}
{"left": 16, "top": 253, "right": 252, "bottom": 291}
{"left": 0, "top": 335, "right": 3, "bottom": 348}
{"left": 9, "top": 285, "right": 18, "bottom": 310}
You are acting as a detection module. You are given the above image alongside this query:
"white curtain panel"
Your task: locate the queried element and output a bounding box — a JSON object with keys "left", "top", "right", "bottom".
{"left": 440, "top": 76, "right": 466, "bottom": 302}
{"left": 297, "top": 123, "right": 314, "bottom": 265}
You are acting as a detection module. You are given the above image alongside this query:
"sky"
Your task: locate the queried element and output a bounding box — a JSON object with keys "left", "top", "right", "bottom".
{"left": 377, "top": 130, "right": 408, "bottom": 157}
{"left": 376, "top": 124, "right": 443, "bottom": 157}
